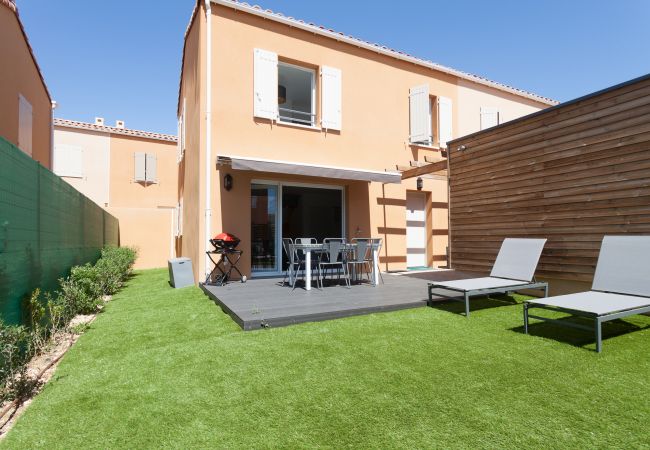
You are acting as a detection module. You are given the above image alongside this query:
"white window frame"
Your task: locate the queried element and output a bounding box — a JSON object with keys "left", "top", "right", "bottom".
{"left": 277, "top": 62, "right": 317, "bottom": 127}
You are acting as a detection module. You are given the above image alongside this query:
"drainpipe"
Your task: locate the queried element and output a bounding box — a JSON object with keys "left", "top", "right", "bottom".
{"left": 204, "top": 0, "right": 213, "bottom": 277}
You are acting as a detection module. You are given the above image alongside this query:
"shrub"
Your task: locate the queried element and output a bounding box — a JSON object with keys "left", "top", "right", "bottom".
{"left": 0, "top": 321, "right": 37, "bottom": 404}
{"left": 95, "top": 246, "right": 137, "bottom": 295}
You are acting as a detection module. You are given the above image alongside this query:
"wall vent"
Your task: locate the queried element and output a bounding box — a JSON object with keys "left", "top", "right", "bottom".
{"left": 95, "top": 117, "right": 105, "bottom": 126}
{"left": 115, "top": 120, "right": 125, "bottom": 129}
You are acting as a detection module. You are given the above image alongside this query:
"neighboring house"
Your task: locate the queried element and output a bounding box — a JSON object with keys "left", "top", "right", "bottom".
{"left": 0, "top": 0, "right": 53, "bottom": 168}
{"left": 177, "top": 0, "right": 557, "bottom": 282}
{"left": 447, "top": 73, "right": 650, "bottom": 295}
{"left": 53, "top": 118, "right": 178, "bottom": 269}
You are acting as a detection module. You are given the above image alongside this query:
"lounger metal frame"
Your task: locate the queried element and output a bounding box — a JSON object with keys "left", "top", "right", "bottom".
{"left": 428, "top": 278, "right": 549, "bottom": 318}
{"left": 524, "top": 294, "right": 650, "bottom": 353}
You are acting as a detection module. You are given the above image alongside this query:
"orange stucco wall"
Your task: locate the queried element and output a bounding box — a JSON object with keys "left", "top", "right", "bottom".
{"left": 179, "top": 3, "right": 549, "bottom": 279}
{"left": 0, "top": 4, "right": 52, "bottom": 168}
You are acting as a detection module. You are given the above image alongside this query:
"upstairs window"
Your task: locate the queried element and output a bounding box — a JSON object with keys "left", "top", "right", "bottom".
{"left": 409, "top": 85, "right": 452, "bottom": 148}
{"left": 18, "top": 94, "right": 33, "bottom": 156}
{"left": 134, "top": 152, "right": 157, "bottom": 184}
{"left": 278, "top": 62, "right": 316, "bottom": 126}
{"left": 480, "top": 106, "right": 500, "bottom": 130}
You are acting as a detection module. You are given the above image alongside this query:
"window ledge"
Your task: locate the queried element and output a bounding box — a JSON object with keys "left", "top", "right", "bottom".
{"left": 409, "top": 143, "right": 443, "bottom": 151}
{"left": 276, "top": 120, "right": 321, "bottom": 131}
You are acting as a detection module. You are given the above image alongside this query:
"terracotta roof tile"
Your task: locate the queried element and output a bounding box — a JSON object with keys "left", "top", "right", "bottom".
{"left": 53, "top": 118, "right": 178, "bottom": 143}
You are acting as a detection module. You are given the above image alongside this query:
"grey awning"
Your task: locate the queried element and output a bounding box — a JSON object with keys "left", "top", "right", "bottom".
{"left": 217, "top": 155, "right": 401, "bottom": 184}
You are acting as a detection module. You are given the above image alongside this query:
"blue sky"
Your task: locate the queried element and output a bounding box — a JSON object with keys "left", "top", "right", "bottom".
{"left": 19, "top": 0, "right": 650, "bottom": 135}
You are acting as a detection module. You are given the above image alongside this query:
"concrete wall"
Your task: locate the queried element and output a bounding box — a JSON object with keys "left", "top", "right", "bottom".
{"left": 53, "top": 127, "right": 111, "bottom": 207}
{"left": 0, "top": 3, "right": 52, "bottom": 168}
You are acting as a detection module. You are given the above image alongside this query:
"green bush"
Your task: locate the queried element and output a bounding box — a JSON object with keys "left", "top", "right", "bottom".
{"left": 0, "top": 321, "right": 35, "bottom": 404}
{"left": 95, "top": 247, "right": 138, "bottom": 295}
{"left": 1, "top": 246, "right": 137, "bottom": 404}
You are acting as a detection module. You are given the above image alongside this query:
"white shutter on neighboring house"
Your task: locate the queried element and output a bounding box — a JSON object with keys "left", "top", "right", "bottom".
{"left": 134, "top": 152, "right": 146, "bottom": 182}
{"left": 321, "top": 66, "right": 342, "bottom": 130}
{"left": 409, "top": 85, "right": 430, "bottom": 144}
{"left": 53, "top": 144, "right": 83, "bottom": 178}
{"left": 438, "top": 96, "right": 453, "bottom": 148}
{"left": 253, "top": 48, "right": 278, "bottom": 120}
{"left": 145, "top": 153, "right": 157, "bottom": 183}
{"left": 480, "top": 106, "right": 499, "bottom": 130}
{"left": 18, "top": 94, "right": 33, "bottom": 156}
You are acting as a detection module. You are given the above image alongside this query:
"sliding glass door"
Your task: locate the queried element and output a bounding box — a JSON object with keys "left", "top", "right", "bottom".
{"left": 251, "top": 184, "right": 279, "bottom": 273}
{"left": 251, "top": 182, "right": 344, "bottom": 276}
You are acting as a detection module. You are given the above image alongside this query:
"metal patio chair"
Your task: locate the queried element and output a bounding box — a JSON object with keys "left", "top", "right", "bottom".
{"left": 281, "top": 237, "right": 296, "bottom": 286}
{"left": 348, "top": 238, "right": 372, "bottom": 284}
{"left": 318, "top": 240, "right": 351, "bottom": 289}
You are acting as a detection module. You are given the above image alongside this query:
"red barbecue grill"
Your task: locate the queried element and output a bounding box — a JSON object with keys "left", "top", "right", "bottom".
{"left": 205, "top": 233, "right": 247, "bottom": 285}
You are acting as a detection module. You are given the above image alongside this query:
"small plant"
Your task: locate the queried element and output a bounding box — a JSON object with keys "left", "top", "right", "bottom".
{"left": 0, "top": 322, "right": 34, "bottom": 404}
{"left": 95, "top": 247, "right": 138, "bottom": 295}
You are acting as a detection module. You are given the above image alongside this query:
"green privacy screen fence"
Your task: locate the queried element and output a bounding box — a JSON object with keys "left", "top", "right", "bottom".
{"left": 0, "top": 137, "right": 119, "bottom": 325}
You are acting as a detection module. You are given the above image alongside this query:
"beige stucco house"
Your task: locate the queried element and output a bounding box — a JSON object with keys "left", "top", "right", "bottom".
{"left": 177, "top": 0, "right": 557, "bottom": 282}
{"left": 53, "top": 118, "right": 178, "bottom": 269}
{"left": 0, "top": 0, "right": 53, "bottom": 168}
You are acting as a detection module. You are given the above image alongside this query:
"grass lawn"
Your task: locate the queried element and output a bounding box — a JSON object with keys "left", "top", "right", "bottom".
{"left": 2, "top": 269, "right": 650, "bottom": 448}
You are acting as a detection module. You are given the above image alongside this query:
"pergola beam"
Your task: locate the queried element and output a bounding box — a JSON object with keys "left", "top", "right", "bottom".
{"left": 401, "top": 159, "right": 448, "bottom": 179}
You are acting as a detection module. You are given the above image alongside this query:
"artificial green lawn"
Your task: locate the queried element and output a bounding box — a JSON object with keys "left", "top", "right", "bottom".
{"left": 3, "top": 269, "right": 650, "bottom": 448}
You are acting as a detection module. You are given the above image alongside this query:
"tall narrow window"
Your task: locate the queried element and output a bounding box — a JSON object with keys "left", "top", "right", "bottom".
{"left": 278, "top": 62, "right": 316, "bottom": 126}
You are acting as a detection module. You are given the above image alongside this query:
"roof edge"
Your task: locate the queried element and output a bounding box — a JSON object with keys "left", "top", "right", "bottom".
{"left": 210, "top": 0, "right": 558, "bottom": 106}
{"left": 3, "top": 0, "right": 52, "bottom": 102}
{"left": 53, "top": 118, "right": 178, "bottom": 143}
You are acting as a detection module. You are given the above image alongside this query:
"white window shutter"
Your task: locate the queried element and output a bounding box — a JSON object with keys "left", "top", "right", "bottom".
{"left": 181, "top": 97, "right": 186, "bottom": 152}
{"left": 145, "top": 153, "right": 157, "bottom": 183}
{"left": 321, "top": 66, "right": 342, "bottom": 130}
{"left": 253, "top": 48, "right": 278, "bottom": 120}
{"left": 53, "top": 144, "right": 83, "bottom": 178}
{"left": 480, "top": 106, "right": 499, "bottom": 130}
{"left": 438, "top": 96, "right": 453, "bottom": 148}
{"left": 134, "top": 152, "right": 146, "bottom": 182}
{"left": 177, "top": 116, "right": 183, "bottom": 162}
{"left": 409, "top": 85, "right": 429, "bottom": 144}
{"left": 18, "top": 94, "right": 33, "bottom": 156}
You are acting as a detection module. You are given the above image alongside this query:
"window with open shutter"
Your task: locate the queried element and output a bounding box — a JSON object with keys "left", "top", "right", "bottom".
{"left": 480, "top": 106, "right": 499, "bottom": 130}
{"left": 253, "top": 48, "right": 278, "bottom": 120}
{"left": 321, "top": 66, "right": 342, "bottom": 130}
{"left": 409, "top": 85, "right": 430, "bottom": 144}
{"left": 145, "top": 153, "right": 157, "bottom": 183}
{"left": 438, "top": 96, "right": 453, "bottom": 148}
{"left": 53, "top": 144, "right": 83, "bottom": 178}
{"left": 134, "top": 152, "right": 146, "bottom": 182}
{"left": 18, "top": 94, "right": 33, "bottom": 156}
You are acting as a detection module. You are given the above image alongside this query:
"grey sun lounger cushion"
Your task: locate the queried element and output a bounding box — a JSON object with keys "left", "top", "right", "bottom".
{"left": 489, "top": 238, "right": 547, "bottom": 282}
{"left": 433, "top": 277, "right": 531, "bottom": 291}
{"left": 591, "top": 235, "right": 650, "bottom": 297}
{"left": 526, "top": 291, "right": 650, "bottom": 316}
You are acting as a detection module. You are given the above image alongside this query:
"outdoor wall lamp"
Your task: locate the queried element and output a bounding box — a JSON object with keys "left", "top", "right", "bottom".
{"left": 416, "top": 177, "right": 423, "bottom": 191}
{"left": 224, "top": 174, "right": 233, "bottom": 191}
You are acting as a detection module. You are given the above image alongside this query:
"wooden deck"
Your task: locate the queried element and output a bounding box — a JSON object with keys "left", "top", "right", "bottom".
{"left": 201, "top": 270, "right": 476, "bottom": 330}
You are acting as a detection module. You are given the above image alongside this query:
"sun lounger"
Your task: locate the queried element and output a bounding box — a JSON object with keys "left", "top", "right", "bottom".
{"left": 524, "top": 236, "right": 650, "bottom": 352}
{"left": 428, "top": 238, "right": 548, "bottom": 317}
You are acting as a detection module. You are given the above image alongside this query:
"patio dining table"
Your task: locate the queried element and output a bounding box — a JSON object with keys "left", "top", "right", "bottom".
{"left": 289, "top": 242, "right": 381, "bottom": 290}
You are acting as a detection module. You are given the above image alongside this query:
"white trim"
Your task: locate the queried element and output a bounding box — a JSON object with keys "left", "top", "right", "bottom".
{"left": 204, "top": 0, "right": 213, "bottom": 277}
{"left": 210, "top": 0, "right": 556, "bottom": 106}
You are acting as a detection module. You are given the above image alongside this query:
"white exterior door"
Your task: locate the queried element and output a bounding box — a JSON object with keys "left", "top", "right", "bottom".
{"left": 406, "top": 192, "right": 427, "bottom": 268}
